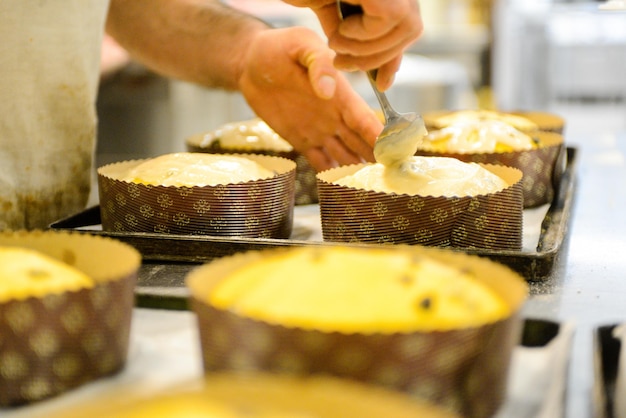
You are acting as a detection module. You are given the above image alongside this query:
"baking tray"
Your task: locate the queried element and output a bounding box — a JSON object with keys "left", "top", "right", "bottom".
{"left": 594, "top": 324, "right": 623, "bottom": 418}
{"left": 50, "top": 147, "right": 578, "bottom": 309}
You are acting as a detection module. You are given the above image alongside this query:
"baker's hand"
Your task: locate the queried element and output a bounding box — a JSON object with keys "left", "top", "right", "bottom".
{"left": 282, "top": 0, "right": 423, "bottom": 91}
{"left": 239, "top": 26, "right": 382, "bottom": 172}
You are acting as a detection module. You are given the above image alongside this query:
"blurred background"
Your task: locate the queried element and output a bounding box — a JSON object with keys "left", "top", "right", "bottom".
{"left": 95, "top": 0, "right": 626, "bottom": 166}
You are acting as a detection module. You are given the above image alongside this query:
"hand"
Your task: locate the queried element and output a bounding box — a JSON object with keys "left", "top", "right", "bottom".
{"left": 282, "top": 0, "right": 423, "bottom": 91}
{"left": 238, "top": 26, "right": 383, "bottom": 172}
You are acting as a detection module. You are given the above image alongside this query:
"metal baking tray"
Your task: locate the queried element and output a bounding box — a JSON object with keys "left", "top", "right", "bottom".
{"left": 594, "top": 324, "right": 623, "bottom": 418}
{"left": 50, "top": 147, "right": 578, "bottom": 310}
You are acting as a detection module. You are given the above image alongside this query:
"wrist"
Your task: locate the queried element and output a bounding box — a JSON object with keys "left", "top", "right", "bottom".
{"left": 231, "top": 18, "right": 272, "bottom": 91}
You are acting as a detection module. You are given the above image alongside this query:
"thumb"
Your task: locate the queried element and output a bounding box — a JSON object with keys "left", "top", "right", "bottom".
{"left": 314, "top": 72, "right": 338, "bottom": 100}
{"left": 298, "top": 40, "right": 339, "bottom": 100}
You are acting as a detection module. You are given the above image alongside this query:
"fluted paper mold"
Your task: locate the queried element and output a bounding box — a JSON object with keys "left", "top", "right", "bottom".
{"left": 415, "top": 131, "right": 565, "bottom": 208}
{"left": 316, "top": 163, "right": 524, "bottom": 250}
{"left": 98, "top": 154, "right": 296, "bottom": 239}
{"left": 187, "top": 133, "right": 318, "bottom": 205}
{"left": 0, "top": 230, "right": 140, "bottom": 406}
{"left": 186, "top": 246, "right": 528, "bottom": 418}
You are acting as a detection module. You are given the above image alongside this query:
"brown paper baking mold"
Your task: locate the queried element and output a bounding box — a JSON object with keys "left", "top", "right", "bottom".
{"left": 187, "top": 134, "right": 318, "bottom": 206}
{"left": 316, "top": 163, "right": 524, "bottom": 250}
{"left": 423, "top": 109, "right": 565, "bottom": 134}
{"left": 186, "top": 246, "right": 528, "bottom": 418}
{"left": 98, "top": 153, "right": 296, "bottom": 239}
{"left": 0, "top": 230, "right": 140, "bottom": 407}
{"left": 415, "top": 131, "right": 565, "bottom": 208}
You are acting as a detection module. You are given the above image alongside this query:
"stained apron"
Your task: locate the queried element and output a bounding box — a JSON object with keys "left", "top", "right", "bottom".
{"left": 0, "top": 0, "right": 110, "bottom": 229}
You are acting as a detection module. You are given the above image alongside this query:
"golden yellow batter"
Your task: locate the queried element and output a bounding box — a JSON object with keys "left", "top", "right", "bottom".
{"left": 0, "top": 247, "right": 93, "bottom": 302}
{"left": 57, "top": 373, "right": 460, "bottom": 418}
{"left": 209, "top": 246, "right": 510, "bottom": 333}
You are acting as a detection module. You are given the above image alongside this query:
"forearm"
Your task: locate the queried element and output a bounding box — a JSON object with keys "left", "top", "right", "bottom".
{"left": 106, "top": 0, "right": 270, "bottom": 90}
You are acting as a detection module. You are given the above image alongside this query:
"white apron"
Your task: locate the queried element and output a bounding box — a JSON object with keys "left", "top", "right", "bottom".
{"left": 0, "top": 0, "right": 109, "bottom": 229}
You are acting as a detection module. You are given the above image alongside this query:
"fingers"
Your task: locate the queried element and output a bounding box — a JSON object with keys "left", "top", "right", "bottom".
{"left": 375, "top": 56, "right": 402, "bottom": 91}
{"left": 303, "top": 147, "right": 335, "bottom": 172}
{"left": 329, "top": 19, "right": 421, "bottom": 70}
{"left": 337, "top": 1, "right": 408, "bottom": 41}
{"left": 334, "top": 54, "right": 401, "bottom": 91}
{"left": 312, "top": 5, "right": 343, "bottom": 43}
{"left": 302, "top": 133, "right": 368, "bottom": 172}
{"left": 295, "top": 107, "right": 378, "bottom": 171}
{"left": 325, "top": 0, "right": 423, "bottom": 85}
{"left": 303, "top": 111, "right": 379, "bottom": 172}
{"left": 238, "top": 26, "right": 382, "bottom": 172}
{"left": 323, "top": 134, "right": 365, "bottom": 166}
{"left": 294, "top": 32, "right": 381, "bottom": 162}
{"left": 330, "top": 23, "right": 419, "bottom": 62}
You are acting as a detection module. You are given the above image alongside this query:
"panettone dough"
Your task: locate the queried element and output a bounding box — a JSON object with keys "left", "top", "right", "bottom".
{"left": 0, "top": 247, "right": 93, "bottom": 302}
{"left": 334, "top": 156, "right": 508, "bottom": 197}
{"left": 59, "top": 373, "right": 460, "bottom": 418}
{"left": 209, "top": 246, "right": 510, "bottom": 332}
{"left": 423, "top": 119, "right": 537, "bottom": 153}
{"left": 121, "top": 153, "right": 275, "bottom": 187}
{"left": 433, "top": 110, "right": 539, "bottom": 132}
{"left": 109, "top": 394, "right": 241, "bottom": 418}
{"left": 198, "top": 118, "right": 293, "bottom": 152}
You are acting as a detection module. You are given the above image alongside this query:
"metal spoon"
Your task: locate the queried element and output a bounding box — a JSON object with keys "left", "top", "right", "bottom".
{"left": 337, "top": 2, "right": 427, "bottom": 166}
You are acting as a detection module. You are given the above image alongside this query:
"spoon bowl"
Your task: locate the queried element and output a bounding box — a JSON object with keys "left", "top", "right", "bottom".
{"left": 337, "top": 2, "right": 427, "bottom": 166}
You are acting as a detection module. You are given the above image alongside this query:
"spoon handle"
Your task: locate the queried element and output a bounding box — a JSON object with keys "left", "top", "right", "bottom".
{"left": 336, "top": 2, "right": 400, "bottom": 123}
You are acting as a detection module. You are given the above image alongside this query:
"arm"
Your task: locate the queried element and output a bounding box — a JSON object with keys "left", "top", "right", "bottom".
{"left": 106, "top": 0, "right": 269, "bottom": 90}
{"left": 106, "top": 0, "right": 382, "bottom": 171}
{"left": 283, "top": 0, "right": 424, "bottom": 91}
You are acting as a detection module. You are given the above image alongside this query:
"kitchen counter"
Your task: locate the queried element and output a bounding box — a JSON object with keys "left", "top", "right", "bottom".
{"left": 4, "top": 106, "right": 626, "bottom": 418}
{"left": 522, "top": 105, "right": 626, "bottom": 417}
